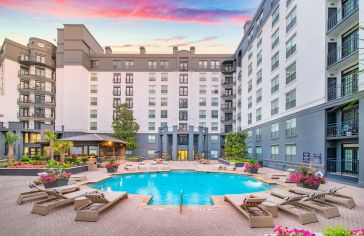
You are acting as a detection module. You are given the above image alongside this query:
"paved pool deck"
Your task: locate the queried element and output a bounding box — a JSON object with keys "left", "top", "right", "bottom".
{"left": 0, "top": 161, "right": 363, "bottom": 236}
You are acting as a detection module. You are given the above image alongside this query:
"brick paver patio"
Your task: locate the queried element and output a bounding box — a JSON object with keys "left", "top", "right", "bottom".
{"left": 0, "top": 161, "right": 363, "bottom": 236}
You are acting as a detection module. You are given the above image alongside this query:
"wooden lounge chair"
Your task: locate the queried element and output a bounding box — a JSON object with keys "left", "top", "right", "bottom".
{"left": 224, "top": 194, "right": 274, "bottom": 228}
{"left": 70, "top": 175, "right": 87, "bottom": 183}
{"left": 271, "top": 190, "right": 340, "bottom": 219}
{"left": 75, "top": 191, "right": 128, "bottom": 222}
{"left": 251, "top": 192, "right": 318, "bottom": 225}
{"left": 290, "top": 186, "right": 356, "bottom": 209}
{"left": 31, "top": 188, "right": 94, "bottom": 216}
{"left": 138, "top": 162, "right": 147, "bottom": 171}
{"left": 17, "top": 183, "right": 80, "bottom": 205}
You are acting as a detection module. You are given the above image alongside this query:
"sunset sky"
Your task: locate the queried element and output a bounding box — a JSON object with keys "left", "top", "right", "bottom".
{"left": 0, "top": 0, "right": 261, "bottom": 53}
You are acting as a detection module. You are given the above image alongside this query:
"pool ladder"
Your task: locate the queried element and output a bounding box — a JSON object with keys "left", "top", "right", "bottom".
{"left": 180, "top": 189, "right": 183, "bottom": 214}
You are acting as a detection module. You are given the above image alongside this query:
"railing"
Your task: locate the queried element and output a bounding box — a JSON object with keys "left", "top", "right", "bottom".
{"left": 180, "top": 189, "right": 183, "bottom": 214}
{"left": 221, "top": 66, "right": 234, "bottom": 73}
{"left": 17, "top": 98, "right": 55, "bottom": 106}
{"left": 328, "top": 78, "right": 360, "bottom": 101}
{"left": 18, "top": 70, "right": 55, "bottom": 81}
{"left": 221, "top": 92, "right": 235, "bottom": 97}
{"left": 221, "top": 104, "right": 235, "bottom": 110}
{"left": 327, "top": 35, "right": 359, "bottom": 67}
{"left": 221, "top": 80, "right": 235, "bottom": 85}
{"left": 327, "top": 0, "right": 359, "bottom": 32}
{"left": 18, "top": 85, "right": 56, "bottom": 93}
{"left": 326, "top": 159, "right": 359, "bottom": 178}
{"left": 18, "top": 55, "right": 56, "bottom": 68}
{"left": 327, "top": 121, "right": 359, "bottom": 138}
{"left": 18, "top": 112, "right": 54, "bottom": 119}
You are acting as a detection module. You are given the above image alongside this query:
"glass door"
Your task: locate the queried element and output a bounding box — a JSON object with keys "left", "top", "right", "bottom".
{"left": 342, "top": 145, "right": 358, "bottom": 175}
{"left": 178, "top": 150, "right": 188, "bottom": 161}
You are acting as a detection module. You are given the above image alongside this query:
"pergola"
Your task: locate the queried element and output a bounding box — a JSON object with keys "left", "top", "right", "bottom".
{"left": 61, "top": 134, "right": 128, "bottom": 162}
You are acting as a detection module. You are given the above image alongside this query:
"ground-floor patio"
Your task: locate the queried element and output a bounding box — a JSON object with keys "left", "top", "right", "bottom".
{"left": 0, "top": 161, "right": 363, "bottom": 236}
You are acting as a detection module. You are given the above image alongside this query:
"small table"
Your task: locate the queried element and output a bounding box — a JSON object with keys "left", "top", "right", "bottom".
{"left": 74, "top": 196, "right": 90, "bottom": 210}
{"left": 262, "top": 201, "right": 278, "bottom": 218}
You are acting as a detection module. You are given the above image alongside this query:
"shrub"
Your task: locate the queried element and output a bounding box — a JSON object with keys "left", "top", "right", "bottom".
{"left": 21, "top": 155, "right": 30, "bottom": 162}
{"left": 323, "top": 226, "right": 350, "bottom": 236}
{"left": 81, "top": 157, "right": 89, "bottom": 164}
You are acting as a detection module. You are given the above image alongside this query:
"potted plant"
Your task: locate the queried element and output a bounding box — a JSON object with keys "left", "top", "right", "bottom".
{"left": 104, "top": 159, "right": 119, "bottom": 173}
{"left": 290, "top": 166, "right": 326, "bottom": 190}
{"left": 38, "top": 168, "right": 71, "bottom": 188}
{"left": 244, "top": 162, "right": 261, "bottom": 174}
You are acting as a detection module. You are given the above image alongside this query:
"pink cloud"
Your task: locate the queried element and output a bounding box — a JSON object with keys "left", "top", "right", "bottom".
{"left": 155, "top": 36, "right": 186, "bottom": 42}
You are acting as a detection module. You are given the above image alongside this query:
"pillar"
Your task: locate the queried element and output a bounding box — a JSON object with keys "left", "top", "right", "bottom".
{"left": 172, "top": 126, "right": 178, "bottom": 161}
{"left": 188, "top": 126, "right": 194, "bottom": 161}
{"left": 336, "top": 110, "right": 342, "bottom": 172}
{"left": 120, "top": 145, "right": 126, "bottom": 161}
{"left": 162, "top": 127, "right": 168, "bottom": 157}
{"left": 197, "top": 126, "right": 204, "bottom": 156}
{"left": 358, "top": 98, "right": 364, "bottom": 186}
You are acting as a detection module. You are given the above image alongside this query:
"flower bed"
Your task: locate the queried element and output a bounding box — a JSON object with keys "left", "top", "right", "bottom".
{"left": 7, "top": 164, "right": 47, "bottom": 169}
{"left": 266, "top": 226, "right": 364, "bottom": 236}
{"left": 39, "top": 170, "right": 72, "bottom": 188}
{"left": 244, "top": 162, "right": 261, "bottom": 174}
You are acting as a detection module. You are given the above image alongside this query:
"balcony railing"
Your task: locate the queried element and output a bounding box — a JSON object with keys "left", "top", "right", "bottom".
{"left": 327, "top": 35, "right": 358, "bottom": 67}
{"left": 221, "top": 66, "right": 235, "bottom": 73}
{"left": 221, "top": 92, "right": 235, "bottom": 97}
{"left": 328, "top": 77, "right": 359, "bottom": 101}
{"left": 327, "top": 121, "right": 359, "bottom": 138}
{"left": 18, "top": 85, "right": 56, "bottom": 93}
{"left": 326, "top": 159, "right": 359, "bottom": 178}
{"left": 18, "top": 70, "right": 56, "bottom": 81}
{"left": 221, "top": 104, "right": 235, "bottom": 110}
{"left": 18, "top": 55, "right": 55, "bottom": 68}
{"left": 221, "top": 80, "right": 235, "bottom": 85}
{"left": 327, "top": 0, "right": 359, "bottom": 32}
{"left": 17, "top": 98, "right": 55, "bottom": 106}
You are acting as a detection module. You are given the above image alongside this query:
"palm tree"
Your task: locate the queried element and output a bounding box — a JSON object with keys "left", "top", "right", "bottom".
{"left": 44, "top": 130, "right": 57, "bottom": 160}
{"left": 51, "top": 140, "right": 74, "bottom": 164}
{"left": 3, "top": 132, "right": 20, "bottom": 164}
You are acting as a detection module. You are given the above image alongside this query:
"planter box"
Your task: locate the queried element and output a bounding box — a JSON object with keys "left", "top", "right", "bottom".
{"left": 106, "top": 167, "right": 118, "bottom": 173}
{"left": 43, "top": 178, "right": 69, "bottom": 188}
{"left": 0, "top": 165, "right": 88, "bottom": 176}
{"left": 297, "top": 182, "right": 320, "bottom": 190}
{"left": 248, "top": 168, "right": 258, "bottom": 174}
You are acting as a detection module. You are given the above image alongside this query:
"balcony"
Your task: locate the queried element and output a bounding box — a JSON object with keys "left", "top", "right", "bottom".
{"left": 17, "top": 98, "right": 55, "bottom": 107}
{"left": 327, "top": 0, "right": 359, "bottom": 36}
{"left": 18, "top": 112, "right": 54, "bottom": 120}
{"left": 221, "top": 116, "right": 235, "bottom": 123}
{"left": 327, "top": 35, "right": 358, "bottom": 70}
{"left": 18, "top": 71, "right": 56, "bottom": 83}
{"left": 18, "top": 85, "right": 56, "bottom": 94}
{"left": 221, "top": 104, "right": 235, "bottom": 111}
{"left": 221, "top": 91, "right": 235, "bottom": 99}
{"left": 327, "top": 121, "right": 359, "bottom": 139}
{"left": 18, "top": 55, "right": 55, "bottom": 69}
{"left": 221, "top": 80, "right": 235, "bottom": 86}
{"left": 327, "top": 77, "right": 359, "bottom": 101}
{"left": 326, "top": 159, "right": 359, "bottom": 181}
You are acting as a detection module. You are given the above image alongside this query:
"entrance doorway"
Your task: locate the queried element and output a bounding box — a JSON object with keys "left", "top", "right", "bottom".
{"left": 178, "top": 150, "right": 188, "bottom": 161}
{"left": 342, "top": 144, "right": 359, "bottom": 175}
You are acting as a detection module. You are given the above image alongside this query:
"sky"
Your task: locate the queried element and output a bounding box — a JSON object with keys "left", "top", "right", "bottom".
{"left": 0, "top": 0, "right": 261, "bottom": 54}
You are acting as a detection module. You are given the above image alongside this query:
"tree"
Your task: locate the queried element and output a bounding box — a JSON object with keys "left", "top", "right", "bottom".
{"left": 44, "top": 130, "right": 57, "bottom": 160}
{"left": 224, "top": 131, "right": 247, "bottom": 160}
{"left": 3, "top": 131, "right": 20, "bottom": 164}
{"left": 52, "top": 140, "right": 73, "bottom": 164}
{"left": 112, "top": 103, "right": 140, "bottom": 150}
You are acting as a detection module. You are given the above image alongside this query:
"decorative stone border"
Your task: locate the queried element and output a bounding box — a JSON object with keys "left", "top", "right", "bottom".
{"left": 0, "top": 165, "right": 88, "bottom": 176}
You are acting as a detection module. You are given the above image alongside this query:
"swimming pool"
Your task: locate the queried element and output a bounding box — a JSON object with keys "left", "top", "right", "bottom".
{"left": 89, "top": 171, "right": 274, "bottom": 206}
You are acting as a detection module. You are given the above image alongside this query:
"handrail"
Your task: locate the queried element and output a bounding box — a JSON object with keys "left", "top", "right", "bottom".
{"left": 180, "top": 189, "right": 183, "bottom": 213}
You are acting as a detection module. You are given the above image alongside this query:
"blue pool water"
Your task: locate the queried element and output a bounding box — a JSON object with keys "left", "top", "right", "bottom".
{"left": 89, "top": 171, "right": 274, "bottom": 206}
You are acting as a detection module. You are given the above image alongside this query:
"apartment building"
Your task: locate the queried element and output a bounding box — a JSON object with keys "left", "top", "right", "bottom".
{"left": 0, "top": 38, "right": 56, "bottom": 157}
{"left": 230, "top": 0, "right": 363, "bottom": 184}
{"left": 56, "top": 24, "right": 233, "bottom": 160}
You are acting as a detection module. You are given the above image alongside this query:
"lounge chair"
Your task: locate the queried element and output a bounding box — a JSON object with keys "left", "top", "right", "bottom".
{"left": 138, "top": 162, "right": 147, "bottom": 171}
{"left": 224, "top": 194, "right": 274, "bottom": 228}
{"left": 290, "top": 186, "right": 356, "bottom": 209}
{"left": 125, "top": 163, "right": 137, "bottom": 171}
{"left": 17, "top": 183, "right": 80, "bottom": 205}
{"left": 31, "top": 188, "right": 94, "bottom": 216}
{"left": 150, "top": 161, "right": 158, "bottom": 170}
{"left": 161, "top": 161, "right": 170, "bottom": 171}
{"left": 75, "top": 191, "right": 128, "bottom": 222}
{"left": 271, "top": 190, "right": 340, "bottom": 219}
{"left": 199, "top": 159, "right": 210, "bottom": 164}
{"left": 251, "top": 192, "right": 318, "bottom": 225}
{"left": 226, "top": 164, "right": 236, "bottom": 171}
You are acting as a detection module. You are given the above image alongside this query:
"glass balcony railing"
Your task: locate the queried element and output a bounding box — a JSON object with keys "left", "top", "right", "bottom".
{"left": 327, "top": 0, "right": 359, "bottom": 32}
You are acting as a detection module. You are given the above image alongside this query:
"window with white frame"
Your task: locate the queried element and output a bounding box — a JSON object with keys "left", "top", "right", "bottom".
{"left": 148, "top": 122, "right": 155, "bottom": 130}
{"left": 211, "top": 110, "right": 218, "bottom": 119}
{"left": 248, "top": 113, "right": 252, "bottom": 125}
{"left": 271, "top": 123, "right": 279, "bottom": 139}
{"left": 198, "top": 60, "right": 208, "bottom": 69}
{"left": 247, "top": 146, "right": 253, "bottom": 157}
{"left": 148, "top": 149, "right": 155, "bottom": 157}
{"left": 256, "top": 146, "right": 262, "bottom": 159}
{"left": 91, "top": 73, "right": 98, "bottom": 81}
{"left": 180, "top": 74, "right": 188, "bottom": 84}
{"left": 125, "top": 60, "right": 134, "bottom": 69}
{"left": 286, "top": 34, "right": 296, "bottom": 58}
{"left": 256, "top": 70, "right": 262, "bottom": 85}
{"left": 90, "top": 110, "right": 97, "bottom": 118}
{"left": 199, "top": 73, "right": 207, "bottom": 82}
{"left": 248, "top": 80, "right": 252, "bottom": 92}
{"left": 148, "top": 60, "right": 157, "bottom": 69}
{"left": 256, "top": 108, "right": 262, "bottom": 121}
{"left": 285, "top": 144, "right": 296, "bottom": 162}
{"left": 149, "top": 85, "right": 156, "bottom": 94}
{"left": 256, "top": 128, "right": 262, "bottom": 141}
{"left": 271, "top": 145, "right": 279, "bottom": 160}
{"left": 148, "top": 110, "right": 155, "bottom": 118}
{"left": 248, "top": 96, "right": 252, "bottom": 109}
{"left": 271, "top": 52, "right": 279, "bottom": 71}
{"left": 160, "top": 61, "right": 169, "bottom": 69}
{"left": 256, "top": 89, "right": 262, "bottom": 103}
{"left": 211, "top": 135, "right": 219, "bottom": 144}
{"left": 272, "top": 29, "right": 279, "bottom": 49}
{"left": 149, "top": 73, "right": 156, "bottom": 81}
{"left": 161, "top": 110, "right": 168, "bottom": 118}
{"left": 211, "top": 98, "right": 218, "bottom": 106}
{"left": 257, "top": 51, "right": 262, "bottom": 66}
{"left": 161, "top": 85, "right": 168, "bottom": 94}
{"left": 286, "top": 89, "right": 296, "bottom": 110}
{"left": 286, "top": 62, "right": 296, "bottom": 84}
{"left": 161, "top": 97, "right": 168, "bottom": 106}
{"left": 211, "top": 60, "right": 220, "bottom": 69}
{"left": 211, "top": 150, "right": 218, "bottom": 159}
{"left": 247, "top": 130, "right": 252, "bottom": 142}
{"left": 90, "top": 122, "right": 97, "bottom": 131}
{"left": 271, "top": 75, "right": 279, "bottom": 94}
{"left": 211, "top": 122, "right": 218, "bottom": 131}
{"left": 211, "top": 85, "right": 219, "bottom": 94}
{"left": 285, "top": 118, "right": 297, "bottom": 137}
{"left": 286, "top": 8, "right": 297, "bottom": 32}
{"left": 199, "top": 110, "right": 206, "bottom": 119}
{"left": 161, "top": 72, "right": 168, "bottom": 81}
{"left": 148, "top": 135, "right": 156, "bottom": 144}
{"left": 125, "top": 73, "right": 133, "bottom": 83}
{"left": 272, "top": 6, "right": 280, "bottom": 27}
{"left": 271, "top": 98, "right": 279, "bottom": 115}
{"left": 248, "top": 63, "right": 253, "bottom": 76}
{"left": 199, "top": 85, "right": 207, "bottom": 94}
{"left": 149, "top": 97, "right": 155, "bottom": 106}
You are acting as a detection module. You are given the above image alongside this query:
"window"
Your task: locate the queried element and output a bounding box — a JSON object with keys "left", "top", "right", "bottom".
{"left": 126, "top": 86, "right": 133, "bottom": 96}
{"left": 211, "top": 85, "right": 219, "bottom": 94}
{"left": 148, "top": 122, "right": 155, "bottom": 131}
{"left": 149, "top": 73, "right": 156, "bottom": 82}
{"left": 257, "top": 37, "right": 262, "bottom": 48}
{"left": 126, "top": 98, "right": 133, "bottom": 108}
{"left": 271, "top": 75, "right": 279, "bottom": 94}
{"left": 90, "top": 85, "right": 97, "bottom": 93}
{"left": 211, "top": 110, "right": 218, "bottom": 119}
{"left": 113, "top": 86, "right": 121, "bottom": 96}
{"left": 286, "top": 62, "right": 296, "bottom": 84}
{"left": 179, "top": 87, "right": 188, "bottom": 96}
{"left": 161, "top": 122, "right": 168, "bottom": 128}
{"left": 271, "top": 52, "right": 279, "bottom": 71}
{"left": 256, "top": 128, "right": 262, "bottom": 141}
{"left": 286, "top": 89, "right": 296, "bottom": 110}
{"left": 286, "top": 0, "right": 293, "bottom": 7}
{"left": 257, "top": 51, "right": 262, "bottom": 66}
{"left": 112, "top": 60, "right": 122, "bottom": 69}
{"left": 286, "top": 8, "right": 297, "bottom": 32}
{"left": 35, "top": 67, "right": 45, "bottom": 77}
{"left": 248, "top": 63, "right": 252, "bottom": 75}
{"left": 256, "top": 89, "right": 262, "bottom": 103}
{"left": 211, "top": 60, "right": 220, "bottom": 69}
{"left": 179, "top": 111, "right": 188, "bottom": 121}
{"left": 211, "top": 122, "right": 218, "bottom": 131}
{"left": 199, "top": 110, "right": 206, "bottom": 119}
{"left": 161, "top": 85, "right": 168, "bottom": 94}
{"left": 199, "top": 98, "right": 206, "bottom": 106}
{"left": 148, "top": 135, "right": 156, "bottom": 144}
{"left": 126, "top": 73, "right": 133, "bottom": 83}
{"left": 256, "top": 11, "right": 263, "bottom": 28}
{"left": 125, "top": 150, "right": 133, "bottom": 155}
{"left": 199, "top": 85, "right": 206, "bottom": 94}
{"left": 179, "top": 74, "right": 188, "bottom": 84}
{"left": 272, "top": 29, "right": 279, "bottom": 49}
{"left": 247, "top": 147, "right": 253, "bottom": 158}
{"left": 256, "top": 146, "right": 262, "bottom": 159}
{"left": 179, "top": 61, "right": 188, "bottom": 71}
{"left": 148, "top": 110, "right": 155, "bottom": 118}
{"left": 148, "top": 60, "right": 157, "bottom": 69}
{"left": 149, "top": 85, "right": 156, "bottom": 95}
{"left": 286, "top": 118, "right": 296, "bottom": 137}
{"left": 161, "top": 110, "right": 168, "bottom": 118}
{"left": 147, "top": 150, "right": 155, "bottom": 157}
{"left": 248, "top": 96, "right": 252, "bottom": 109}
{"left": 271, "top": 145, "right": 279, "bottom": 160}
{"left": 256, "top": 108, "right": 262, "bottom": 121}
{"left": 248, "top": 80, "right": 252, "bottom": 92}
{"left": 211, "top": 150, "right": 218, "bottom": 159}
{"left": 211, "top": 98, "right": 218, "bottom": 106}
{"left": 285, "top": 144, "right": 296, "bottom": 162}
{"left": 149, "top": 97, "right": 155, "bottom": 106}
{"left": 199, "top": 122, "right": 206, "bottom": 128}
{"left": 247, "top": 130, "right": 253, "bottom": 142}
{"left": 211, "top": 135, "right": 219, "bottom": 144}
{"left": 178, "top": 135, "right": 188, "bottom": 145}
{"left": 271, "top": 123, "right": 279, "bottom": 139}
{"left": 90, "top": 97, "right": 97, "bottom": 106}
{"left": 111, "top": 73, "right": 120, "bottom": 83}
{"left": 113, "top": 98, "right": 121, "bottom": 108}
{"left": 125, "top": 60, "right": 134, "bottom": 69}
{"left": 179, "top": 123, "right": 188, "bottom": 131}
{"left": 272, "top": 6, "right": 279, "bottom": 27}
{"left": 248, "top": 113, "right": 252, "bottom": 125}
{"left": 160, "top": 61, "right": 169, "bottom": 69}
{"left": 90, "top": 110, "right": 97, "bottom": 118}
{"left": 91, "top": 73, "right": 97, "bottom": 81}
{"left": 161, "top": 73, "right": 168, "bottom": 81}
{"left": 211, "top": 73, "right": 219, "bottom": 82}
{"left": 90, "top": 122, "right": 97, "bottom": 130}
{"left": 90, "top": 60, "right": 99, "bottom": 69}
{"left": 198, "top": 60, "right": 208, "bottom": 69}
{"left": 256, "top": 70, "right": 262, "bottom": 85}
{"left": 199, "top": 73, "right": 207, "bottom": 82}
{"left": 271, "top": 99, "right": 279, "bottom": 115}
{"left": 179, "top": 98, "right": 188, "bottom": 108}
{"left": 286, "top": 34, "right": 296, "bottom": 58}
{"left": 36, "top": 54, "right": 45, "bottom": 63}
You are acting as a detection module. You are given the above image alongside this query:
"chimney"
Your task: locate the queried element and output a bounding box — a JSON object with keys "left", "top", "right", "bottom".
{"left": 140, "top": 46, "right": 146, "bottom": 54}
{"left": 173, "top": 46, "right": 178, "bottom": 54}
{"left": 105, "top": 46, "right": 112, "bottom": 54}
{"left": 243, "top": 20, "right": 252, "bottom": 35}
{"left": 190, "top": 46, "right": 195, "bottom": 54}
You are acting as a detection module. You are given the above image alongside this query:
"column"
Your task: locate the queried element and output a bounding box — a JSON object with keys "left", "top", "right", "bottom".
{"left": 188, "top": 126, "right": 194, "bottom": 161}
{"left": 336, "top": 110, "right": 342, "bottom": 172}
{"left": 162, "top": 128, "right": 168, "bottom": 157}
{"left": 172, "top": 126, "right": 177, "bottom": 161}
{"left": 197, "top": 126, "right": 204, "bottom": 156}
{"left": 358, "top": 98, "right": 364, "bottom": 186}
